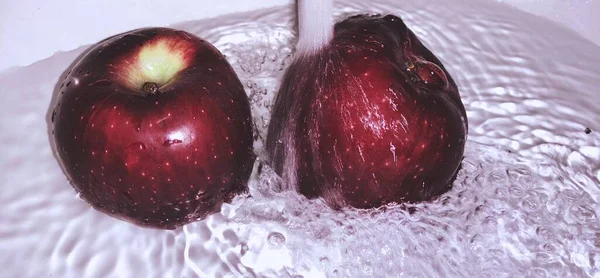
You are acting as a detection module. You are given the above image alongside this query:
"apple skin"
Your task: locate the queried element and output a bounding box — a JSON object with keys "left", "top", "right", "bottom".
{"left": 266, "top": 14, "right": 468, "bottom": 209}
{"left": 51, "top": 27, "right": 255, "bottom": 229}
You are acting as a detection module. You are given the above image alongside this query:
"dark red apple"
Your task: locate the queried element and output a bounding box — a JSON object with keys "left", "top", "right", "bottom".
{"left": 51, "top": 27, "right": 255, "bottom": 229}
{"left": 266, "top": 14, "right": 468, "bottom": 209}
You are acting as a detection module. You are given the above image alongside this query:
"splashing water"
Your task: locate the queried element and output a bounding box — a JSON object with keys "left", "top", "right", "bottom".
{"left": 1, "top": 0, "right": 599, "bottom": 277}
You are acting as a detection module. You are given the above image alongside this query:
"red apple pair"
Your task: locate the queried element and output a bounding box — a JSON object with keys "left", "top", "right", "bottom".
{"left": 52, "top": 13, "right": 467, "bottom": 229}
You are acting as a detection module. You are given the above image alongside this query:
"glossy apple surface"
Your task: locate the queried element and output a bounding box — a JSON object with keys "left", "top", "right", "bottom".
{"left": 52, "top": 27, "right": 255, "bottom": 229}
{"left": 266, "top": 14, "right": 468, "bottom": 209}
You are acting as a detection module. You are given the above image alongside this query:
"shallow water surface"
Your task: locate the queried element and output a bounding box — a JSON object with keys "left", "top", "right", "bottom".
{"left": 1, "top": 0, "right": 599, "bottom": 277}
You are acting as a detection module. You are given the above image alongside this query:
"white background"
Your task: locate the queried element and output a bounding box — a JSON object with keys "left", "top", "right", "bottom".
{"left": 0, "top": 0, "right": 598, "bottom": 72}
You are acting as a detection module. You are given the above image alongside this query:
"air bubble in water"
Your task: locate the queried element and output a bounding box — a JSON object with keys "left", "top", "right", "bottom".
{"left": 267, "top": 232, "right": 286, "bottom": 248}
{"left": 342, "top": 225, "right": 356, "bottom": 236}
{"left": 240, "top": 242, "right": 249, "bottom": 256}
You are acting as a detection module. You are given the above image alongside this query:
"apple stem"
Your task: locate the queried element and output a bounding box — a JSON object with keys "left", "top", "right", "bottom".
{"left": 142, "top": 82, "right": 159, "bottom": 95}
{"left": 296, "top": 0, "right": 334, "bottom": 55}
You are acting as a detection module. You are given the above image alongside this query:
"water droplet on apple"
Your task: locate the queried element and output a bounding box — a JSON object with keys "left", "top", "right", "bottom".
{"left": 163, "top": 139, "right": 183, "bottom": 146}
{"left": 120, "top": 191, "right": 135, "bottom": 206}
{"left": 416, "top": 61, "right": 447, "bottom": 87}
{"left": 129, "top": 142, "right": 146, "bottom": 150}
{"left": 90, "top": 79, "right": 113, "bottom": 87}
{"left": 195, "top": 190, "right": 205, "bottom": 200}
{"left": 406, "top": 58, "right": 448, "bottom": 91}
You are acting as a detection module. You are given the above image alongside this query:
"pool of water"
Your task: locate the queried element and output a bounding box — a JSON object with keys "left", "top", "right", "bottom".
{"left": 1, "top": 0, "right": 599, "bottom": 277}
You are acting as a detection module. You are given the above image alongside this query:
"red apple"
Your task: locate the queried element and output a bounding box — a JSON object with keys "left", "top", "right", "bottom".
{"left": 51, "top": 27, "right": 255, "bottom": 229}
{"left": 266, "top": 14, "right": 468, "bottom": 209}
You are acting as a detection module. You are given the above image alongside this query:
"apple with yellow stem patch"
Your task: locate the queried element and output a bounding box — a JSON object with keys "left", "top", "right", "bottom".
{"left": 51, "top": 27, "right": 255, "bottom": 229}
